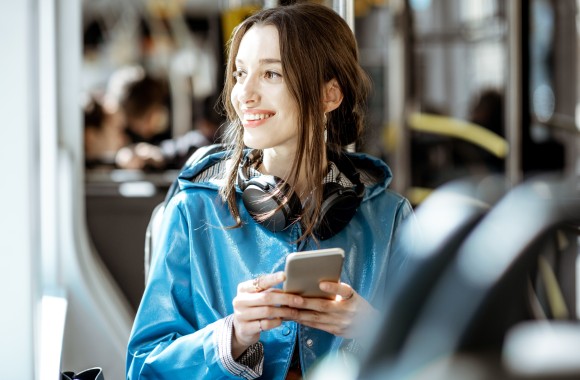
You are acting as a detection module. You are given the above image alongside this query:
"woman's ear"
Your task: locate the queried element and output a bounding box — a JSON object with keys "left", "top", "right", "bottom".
{"left": 323, "top": 79, "right": 343, "bottom": 113}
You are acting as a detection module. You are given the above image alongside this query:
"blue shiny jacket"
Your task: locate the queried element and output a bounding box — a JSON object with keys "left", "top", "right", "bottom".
{"left": 126, "top": 150, "right": 414, "bottom": 379}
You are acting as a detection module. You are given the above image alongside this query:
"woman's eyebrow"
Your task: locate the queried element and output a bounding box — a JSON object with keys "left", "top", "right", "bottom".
{"left": 235, "top": 58, "right": 282, "bottom": 66}
{"left": 259, "top": 58, "right": 282, "bottom": 65}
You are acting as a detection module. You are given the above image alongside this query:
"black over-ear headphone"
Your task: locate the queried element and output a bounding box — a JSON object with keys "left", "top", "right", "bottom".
{"left": 237, "top": 149, "right": 365, "bottom": 240}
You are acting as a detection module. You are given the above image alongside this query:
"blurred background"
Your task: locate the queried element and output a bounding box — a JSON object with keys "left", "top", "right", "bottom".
{"left": 82, "top": 0, "right": 578, "bottom": 313}
{"left": 0, "top": 0, "right": 578, "bottom": 379}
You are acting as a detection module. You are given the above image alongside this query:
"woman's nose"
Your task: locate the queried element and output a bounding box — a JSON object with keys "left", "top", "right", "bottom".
{"left": 237, "top": 74, "right": 260, "bottom": 104}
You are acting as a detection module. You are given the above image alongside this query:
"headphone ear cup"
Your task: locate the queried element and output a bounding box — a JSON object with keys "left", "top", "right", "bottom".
{"left": 315, "top": 182, "right": 362, "bottom": 240}
{"left": 241, "top": 176, "right": 302, "bottom": 232}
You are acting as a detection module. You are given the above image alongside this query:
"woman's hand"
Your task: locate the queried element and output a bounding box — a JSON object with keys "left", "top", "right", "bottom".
{"left": 231, "top": 272, "right": 303, "bottom": 358}
{"left": 293, "top": 282, "right": 379, "bottom": 339}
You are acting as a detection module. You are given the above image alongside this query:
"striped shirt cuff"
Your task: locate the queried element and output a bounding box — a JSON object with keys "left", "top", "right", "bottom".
{"left": 217, "top": 315, "right": 264, "bottom": 379}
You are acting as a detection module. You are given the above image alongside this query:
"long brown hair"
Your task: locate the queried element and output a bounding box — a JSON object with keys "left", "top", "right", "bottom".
{"left": 219, "top": 2, "right": 371, "bottom": 241}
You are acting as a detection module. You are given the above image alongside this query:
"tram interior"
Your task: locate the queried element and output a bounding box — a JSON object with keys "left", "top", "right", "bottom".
{"left": 1, "top": 0, "right": 579, "bottom": 379}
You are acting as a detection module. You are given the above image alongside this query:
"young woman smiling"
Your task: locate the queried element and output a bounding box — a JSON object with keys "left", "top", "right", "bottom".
{"left": 127, "top": 3, "right": 416, "bottom": 379}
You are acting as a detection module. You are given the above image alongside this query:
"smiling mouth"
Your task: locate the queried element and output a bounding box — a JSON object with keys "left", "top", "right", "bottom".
{"left": 243, "top": 113, "right": 274, "bottom": 121}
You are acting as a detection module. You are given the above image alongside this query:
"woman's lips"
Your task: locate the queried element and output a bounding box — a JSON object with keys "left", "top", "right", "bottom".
{"left": 242, "top": 111, "right": 275, "bottom": 127}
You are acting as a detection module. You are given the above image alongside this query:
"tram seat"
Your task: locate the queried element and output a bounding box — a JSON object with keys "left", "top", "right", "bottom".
{"left": 363, "top": 174, "right": 580, "bottom": 380}
{"left": 85, "top": 171, "right": 170, "bottom": 311}
{"left": 360, "top": 176, "right": 505, "bottom": 372}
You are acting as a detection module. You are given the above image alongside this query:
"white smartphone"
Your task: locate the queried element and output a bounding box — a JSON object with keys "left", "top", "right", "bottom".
{"left": 283, "top": 248, "right": 345, "bottom": 299}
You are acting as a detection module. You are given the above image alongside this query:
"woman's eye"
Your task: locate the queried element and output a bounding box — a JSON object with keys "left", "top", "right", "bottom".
{"left": 232, "top": 69, "right": 246, "bottom": 81}
{"left": 265, "top": 71, "right": 282, "bottom": 80}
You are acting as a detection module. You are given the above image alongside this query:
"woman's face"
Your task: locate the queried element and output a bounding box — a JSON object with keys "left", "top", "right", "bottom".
{"left": 231, "top": 25, "right": 299, "bottom": 154}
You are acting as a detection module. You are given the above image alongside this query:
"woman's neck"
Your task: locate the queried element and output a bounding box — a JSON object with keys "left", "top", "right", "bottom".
{"left": 260, "top": 148, "right": 327, "bottom": 201}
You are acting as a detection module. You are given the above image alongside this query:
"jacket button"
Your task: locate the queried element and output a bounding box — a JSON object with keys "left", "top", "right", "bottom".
{"left": 306, "top": 338, "right": 314, "bottom": 347}
{"left": 282, "top": 327, "right": 291, "bottom": 336}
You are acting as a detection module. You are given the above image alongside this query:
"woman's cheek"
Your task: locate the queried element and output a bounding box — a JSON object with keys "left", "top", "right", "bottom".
{"left": 230, "top": 87, "right": 240, "bottom": 111}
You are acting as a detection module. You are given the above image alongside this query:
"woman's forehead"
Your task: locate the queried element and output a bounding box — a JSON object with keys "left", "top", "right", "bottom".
{"left": 236, "top": 24, "right": 281, "bottom": 62}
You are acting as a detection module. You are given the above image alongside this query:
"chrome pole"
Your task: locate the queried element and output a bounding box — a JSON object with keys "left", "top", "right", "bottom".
{"left": 506, "top": 0, "right": 523, "bottom": 186}
{"left": 333, "top": 0, "right": 356, "bottom": 152}
{"left": 389, "top": 0, "right": 411, "bottom": 195}
{"left": 333, "top": 0, "right": 355, "bottom": 32}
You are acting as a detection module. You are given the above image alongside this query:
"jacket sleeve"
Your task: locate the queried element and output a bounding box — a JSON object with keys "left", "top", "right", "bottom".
{"left": 126, "top": 198, "right": 242, "bottom": 379}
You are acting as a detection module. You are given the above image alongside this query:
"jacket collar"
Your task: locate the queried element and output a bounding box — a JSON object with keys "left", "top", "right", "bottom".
{"left": 177, "top": 149, "right": 394, "bottom": 202}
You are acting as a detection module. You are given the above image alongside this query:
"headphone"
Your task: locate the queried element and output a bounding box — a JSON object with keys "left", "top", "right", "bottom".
{"left": 237, "top": 149, "right": 365, "bottom": 240}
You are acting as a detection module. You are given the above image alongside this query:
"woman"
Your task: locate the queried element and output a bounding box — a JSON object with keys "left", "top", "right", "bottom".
{"left": 126, "top": 3, "right": 415, "bottom": 379}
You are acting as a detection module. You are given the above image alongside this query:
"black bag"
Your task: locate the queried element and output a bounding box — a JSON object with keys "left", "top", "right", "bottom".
{"left": 61, "top": 367, "right": 105, "bottom": 380}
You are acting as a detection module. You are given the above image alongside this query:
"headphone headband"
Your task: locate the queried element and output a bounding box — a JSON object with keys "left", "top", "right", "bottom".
{"left": 238, "top": 149, "right": 365, "bottom": 239}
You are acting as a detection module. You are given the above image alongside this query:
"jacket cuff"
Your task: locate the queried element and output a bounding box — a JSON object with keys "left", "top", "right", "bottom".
{"left": 217, "top": 315, "right": 264, "bottom": 379}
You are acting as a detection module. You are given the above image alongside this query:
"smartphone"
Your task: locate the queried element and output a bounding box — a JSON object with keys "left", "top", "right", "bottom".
{"left": 283, "top": 248, "right": 345, "bottom": 299}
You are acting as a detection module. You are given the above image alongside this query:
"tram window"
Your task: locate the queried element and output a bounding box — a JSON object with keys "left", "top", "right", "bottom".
{"left": 351, "top": 0, "right": 512, "bottom": 202}
{"left": 410, "top": 1, "right": 508, "bottom": 192}
{"left": 81, "top": 3, "right": 225, "bottom": 312}
{"left": 369, "top": 0, "right": 576, "bottom": 205}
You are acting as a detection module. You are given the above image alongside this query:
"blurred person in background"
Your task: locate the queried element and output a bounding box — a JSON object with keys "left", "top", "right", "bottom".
{"left": 119, "top": 71, "right": 172, "bottom": 145}
{"left": 463, "top": 88, "right": 505, "bottom": 174}
{"left": 83, "top": 95, "right": 128, "bottom": 170}
{"left": 99, "top": 65, "right": 220, "bottom": 171}
{"left": 114, "top": 114, "right": 221, "bottom": 171}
